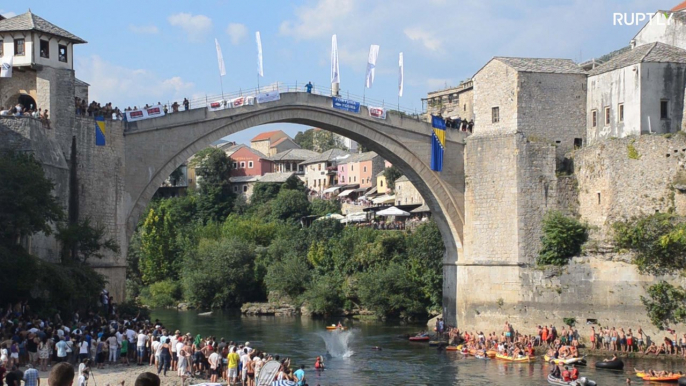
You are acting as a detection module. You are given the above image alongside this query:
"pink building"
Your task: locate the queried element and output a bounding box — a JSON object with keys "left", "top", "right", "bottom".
{"left": 226, "top": 145, "right": 273, "bottom": 177}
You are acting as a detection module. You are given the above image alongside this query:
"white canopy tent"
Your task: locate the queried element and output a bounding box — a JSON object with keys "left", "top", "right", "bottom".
{"left": 376, "top": 206, "right": 410, "bottom": 217}
{"left": 342, "top": 212, "right": 368, "bottom": 223}
{"left": 372, "top": 194, "right": 395, "bottom": 204}
{"left": 323, "top": 186, "right": 342, "bottom": 194}
{"left": 338, "top": 189, "right": 356, "bottom": 197}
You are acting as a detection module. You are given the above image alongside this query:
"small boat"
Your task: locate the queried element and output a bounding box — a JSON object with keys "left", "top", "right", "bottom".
{"left": 325, "top": 325, "right": 346, "bottom": 330}
{"left": 445, "top": 346, "right": 461, "bottom": 351}
{"left": 594, "top": 359, "right": 623, "bottom": 370}
{"left": 485, "top": 350, "right": 497, "bottom": 358}
{"left": 408, "top": 335, "right": 430, "bottom": 342}
{"left": 544, "top": 355, "right": 586, "bottom": 365}
{"left": 642, "top": 374, "right": 682, "bottom": 382}
{"left": 495, "top": 353, "right": 534, "bottom": 362}
{"left": 197, "top": 311, "right": 213, "bottom": 316}
{"left": 547, "top": 374, "right": 597, "bottom": 386}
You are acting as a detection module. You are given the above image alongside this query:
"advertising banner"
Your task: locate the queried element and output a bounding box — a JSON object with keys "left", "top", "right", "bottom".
{"left": 256, "top": 90, "right": 280, "bottom": 104}
{"left": 332, "top": 97, "right": 360, "bottom": 113}
{"left": 368, "top": 106, "right": 387, "bottom": 119}
{"left": 125, "top": 105, "right": 166, "bottom": 122}
{"left": 208, "top": 101, "right": 225, "bottom": 111}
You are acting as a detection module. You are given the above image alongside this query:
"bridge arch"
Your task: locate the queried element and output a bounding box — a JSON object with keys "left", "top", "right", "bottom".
{"left": 123, "top": 92, "right": 465, "bottom": 322}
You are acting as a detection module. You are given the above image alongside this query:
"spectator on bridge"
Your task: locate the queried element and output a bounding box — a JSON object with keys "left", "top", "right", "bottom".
{"left": 172, "top": 102, "right": 180, "bottom": 113}
{"left": 163, "top": 105, "right": 168, "bottom": 114}
{"left": 183, "top": 98, "right": 189, "bottom": 111}
{"left": 305, "top": 82, "right": 313, "bottom": 93}
{"left": 40, "top": 110, "right": 51, "bottom": 129}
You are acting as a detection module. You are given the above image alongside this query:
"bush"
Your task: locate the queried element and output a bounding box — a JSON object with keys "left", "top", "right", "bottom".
{"left": 537, "top": 211, "right": 588, "bottom": 265}
{"left": 301, "top": 274, "right": 345, "bottom": 315}
{"left": 310, "top": 199, "right": 341, "bottom": 217}
{"left": 613, "top": 213, "right": 686, "bottom": 275}
{"left": 356, "top": 262, "right": 425, "bottom": 318}
{"left": 139, "top": 280, "right": 181, "bottom": 308}
{"left": 641, "top": 281, "right": 686, "bottom": 330}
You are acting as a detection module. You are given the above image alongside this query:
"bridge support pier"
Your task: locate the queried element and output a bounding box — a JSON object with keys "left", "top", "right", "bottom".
{"left": 442, "top": 243, "right": 460, "bottom": 327}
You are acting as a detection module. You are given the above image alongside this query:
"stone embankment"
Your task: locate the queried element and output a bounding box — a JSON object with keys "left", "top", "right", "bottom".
{"left": 241, "top": 302, "right": 299, "bottom": 316}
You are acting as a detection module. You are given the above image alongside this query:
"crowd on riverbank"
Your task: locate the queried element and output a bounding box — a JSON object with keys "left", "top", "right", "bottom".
{"left": 0, "top": 300, "right": 312, "bottom": 386}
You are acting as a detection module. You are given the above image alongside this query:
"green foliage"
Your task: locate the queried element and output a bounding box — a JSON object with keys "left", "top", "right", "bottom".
{"left": 627, "top": 142, "right": 641, "bottom": 160}
{"left": 264, "top": 252, "right": 311, "bottom": 301}
{"left": 0, "top": 151, "right": 64, "bottom": 243}
{"left": 310, "top": 199, "right": 341, "bottom": 216}
{"left": 563, "top": 317, "right": 576, "bottom": 327}
{"left": 405, "top": 221, "right": 445, "bottom": 312}
{"left": 613, "top": 213, "right": 686, "bottom": 275}
{"left": 537, "top": 211, "right": 588, "bottom": 266}
{"left": 641, "top": 281, "right": 686, "bottom": 330}
{"left": 139, "top": 280, "right": 181, "bottom": 308}
{"left": 56, "top": 218, "right": 119, "bottom": 263}
{"left": 383, "top": 166, "right": 403, "bottom": 191}
{"left": 191, "top": 147, "right": 234, "bottom": 223}
{"left": 169, "top": 166, "right": 185, "bottom": 186}
{"left": 357, "top": 262, "right": 424, "bottom": 317}
{"left": 294, "top": 129, "right": 347, "bottom": 152}
{"left": 302, "top": 273, "right": 345, "bottom": 315}
{"left": 181, "top": 238, "right": 258, "bottom": 309}
{"left": 270, "top": 189, "right": 311, "bottom": 222}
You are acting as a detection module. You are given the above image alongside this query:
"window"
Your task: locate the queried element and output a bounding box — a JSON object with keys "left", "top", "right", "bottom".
{"left": 233, "top": 186, "right": 238, "bottom": 192}
{"left": 574, "top": 138, "right": 583, "bottom": 149}
{"left": 248, "top": 161, "right": 253, "bottom": 168}
{"left": 40, "top": 40, "right": 49, "bottom": 58}
{"left": 448, "top": 94, "right": 453, "bottom": 103}
{"left": 597, "top": 192, "right": 601, "bottom": 205}
{"left": 351, "top": 165, "right": 354, "bottom": 171}
{"left": 618, "top": 103, "right": 624, "bottom": 122}
{"left": 243, "top": 185, "right": 248, "bottom": 192}
{"left": 604, "top": 107, "right": 610, "bottom": 126}
{"left": 491, "top": 107, "right": 499, "bottom": 123}
{"left": 58, "top": 44, "right": 68, "bottom": 62}
{"left": 661, "top": 100, "right": 669, "bottom": 119}
{"left": 240, "top": 161, "right": 245, "bottom": 168}
{"left": 0, "top": 40, "right": 4, "bottom": 57}
{"left": 464, "top": 104, "right": 466, "bottom": 112}
{"left": 232, "top": 162, "right": 237, "bottom": 169}
{"left": 380, "top": 180, "right": 384, "bottom": 187}
{"left": 318, "top": 164, "right": 321, "bottom": 171}
{"left": 363, "top": 166, "right": 367, "bottom": 173}
{"left": 591, "top": 110, "right": 597, "bottom": 128}
{"left": 14, "top": 39, "right": 25, "bottom": 56}
{"left": 348, "top": 176, "right": 351, "bottom": 183}
{"left": 354, "top": 176, "right": 357, "bottom": 182}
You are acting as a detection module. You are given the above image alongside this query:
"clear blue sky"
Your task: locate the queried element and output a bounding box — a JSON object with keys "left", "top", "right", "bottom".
{"left": 1, "top": 0, "right": 671, "bottom": 145}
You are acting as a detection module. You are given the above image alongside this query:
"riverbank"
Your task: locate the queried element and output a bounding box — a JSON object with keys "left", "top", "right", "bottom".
{"left": 34, "top": 363, "right": 200, "bottom": 386}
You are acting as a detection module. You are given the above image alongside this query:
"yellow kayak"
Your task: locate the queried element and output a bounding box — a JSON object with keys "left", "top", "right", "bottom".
{"left": 543, "top": 355, "right": 585, "bottom": 365}
{"left": 496, "top": 353, "right": 534, "bottom": 362}
{"left": 326, "top": 325, "right": 346, "bottom": 330}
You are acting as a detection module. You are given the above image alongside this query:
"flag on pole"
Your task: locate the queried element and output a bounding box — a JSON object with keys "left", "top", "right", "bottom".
{"left": 95, "top": 116, "right": 106, "bottom": 146}
{"left": 430, "top": 116, "right": 445, "bottom": 172}
{"left": 365, "top": 44, "right": 379, "bottom": 88}
{"left": 331, "top": 34, "right": 340, "bottom": 84}
{"left": 256, "top": 31, "right": 264, "bottom": 77}
{"left": 398, "top": 52, "right": 404, "bottom": 97}
{"left": 0, "top": 55, "right": 13, "bottom": 78}
{"left": 215, "top": 39, "right": 226, "bottom": 77}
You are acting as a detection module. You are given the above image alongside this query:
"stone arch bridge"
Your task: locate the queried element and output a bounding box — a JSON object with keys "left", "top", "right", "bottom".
{"left": 124, "top": 92, "right": 467, "bottom": 322}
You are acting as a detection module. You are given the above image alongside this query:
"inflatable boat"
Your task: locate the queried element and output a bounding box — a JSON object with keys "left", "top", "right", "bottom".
{"left": 594, "top": 359, "right": 623, "bottom": 370}
{"left": 547, "top": 374, "right": 597, "bottom": 386}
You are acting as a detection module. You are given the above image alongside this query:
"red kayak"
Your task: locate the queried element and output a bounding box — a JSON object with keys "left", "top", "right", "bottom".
{"left": 409, "top": 335, "right": 430, "bottom": 342}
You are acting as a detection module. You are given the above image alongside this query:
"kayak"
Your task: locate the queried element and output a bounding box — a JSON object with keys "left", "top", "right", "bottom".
{"left": 595, "top": 359, "right": 624, "bottom": 370}
{"left": 496, "top": 353, "right": 534, "bottom": 362}
{"left": 544, "top": 355, "right": 586, "bottom": 365}
{"left": 547, "top": 374, "right": 597, "bottom": 386}
{"left": 642, "top": 375, "right": 682, "bottom": 382}
{"left": 326, "top": 325, "right": 346, "bottom": 330}
{"left": 409, "top": 335, "right": 430, "bottom": 342}
{"left": 445, "top": 346, "right": 461, "bottom": 351}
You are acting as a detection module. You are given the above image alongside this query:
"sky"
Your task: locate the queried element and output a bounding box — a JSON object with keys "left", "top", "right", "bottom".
{"left": 0, "top": 0, "right": 674, "bottom": 145}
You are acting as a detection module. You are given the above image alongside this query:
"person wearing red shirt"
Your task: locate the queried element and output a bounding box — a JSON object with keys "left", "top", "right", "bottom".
{"left": 561, "top": 367, "right": 571, "bottom": 382}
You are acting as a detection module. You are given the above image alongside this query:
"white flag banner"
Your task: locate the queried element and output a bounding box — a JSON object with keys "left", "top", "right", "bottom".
{"left": 207, "top": 100, "right": 225, "bottom": 112}
{"left": 125, "top": 104, "right": 166, "bottom": 122}
{"left": 368, "top": 106, "right": 387, "bottom": 120}
{"left": 256, "top": 31, "right": 264, "bottom": 77}
{"left": 0, "top": 55, "right": 13, "bottom": 78}
{"left": 256, "top": 90, "right": 280, "bottom": 104}
{"left": 365, "top": 44, "right": 379, "bottom": 88}
{"left": 215, "top": 39, "right": 226, "bottom": 77}
{"left": 227, "top": 96, "right": 255, "bottom": 108}
{"left": 331, "top": 34, "right": 340, "bottom": 84}
{"left": 398, "top": 52, "right": 404, "bottom": 97}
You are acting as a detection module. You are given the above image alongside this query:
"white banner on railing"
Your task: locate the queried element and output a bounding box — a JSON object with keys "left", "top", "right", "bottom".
{"left": 368, "top": 106, "right": 387, "bottom": 120}
{"left": 208, "top": 100, "right": 225, "bottom": 111}
{"left": 126, "top": 105, "right": 166, "bottom": 122}
{"left": 256, "top": 90, "right": 280, "bottom": 104}
{"left": 227, "top": 96, "right": 255, "bottom": 108}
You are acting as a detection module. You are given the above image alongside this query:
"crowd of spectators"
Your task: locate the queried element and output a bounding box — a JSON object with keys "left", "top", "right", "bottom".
{"left": 75, "top": 98, "right": 192, "bottom": 121}
{"left": 444, "top": 117, "right": 473, "bottom": 133}
{"left": 0, "top": 104, "right": 50, "bottom": 129}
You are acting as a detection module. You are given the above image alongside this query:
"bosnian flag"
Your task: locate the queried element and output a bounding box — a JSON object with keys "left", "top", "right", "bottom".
{"left": 431, "top": 115, "right": 445, "bottom": 172}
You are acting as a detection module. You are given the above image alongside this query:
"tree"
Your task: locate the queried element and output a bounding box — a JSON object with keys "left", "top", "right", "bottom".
{"left": 181, "top": 238, "right": 258, "bottom": 308}
{"left": 265, "top": 252, "right": 311, "bottom": 301}
{"left": 383, "top": 166, "right": 403, "bottom": 191}
{"left": 356, "top": 262, "right": 425, "bottom": 317}
{"left": 310, "top": 199, "right": 341, "bottom": 217}
{"left": 613, "top": 213, "right": 686, "bottom": 275}
{"left": 190, "top": 148, "right": 234, "bottom": 223}
{"left": 270, "top": 189, "right": 311, "bottom": 222}
{"left": 294, "top": 130, "right": 314, "bottom": 150}
{"left": 641, "top": 281, "right": 686, "bottom": 330}
{"left": 405, "top": 221, "right": 445, "bottom": 313}
{"left": 0, "top": 151, "right": 64, "bottom": 244}
{"left": 537, "top": 211, "right": 588, "bottom": 266}
{"left": 56, "top": 218, "right": 119, "bottom": 263}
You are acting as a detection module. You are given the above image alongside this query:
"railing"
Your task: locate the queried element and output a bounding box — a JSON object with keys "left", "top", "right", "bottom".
{"left": 126, "top": 82, "right": 426, "bottom": 121}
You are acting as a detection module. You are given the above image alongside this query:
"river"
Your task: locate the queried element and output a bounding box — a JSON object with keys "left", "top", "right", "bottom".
{"left": 151, "top": 309, "right": 683, "bottom": 385}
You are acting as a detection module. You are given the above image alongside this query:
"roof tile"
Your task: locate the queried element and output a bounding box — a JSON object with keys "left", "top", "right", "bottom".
{"left": 494, "top": 57, "right": 586, "bottom": 74}
{"left": 0, "top": 11, "right": 86, "bottom": 43}
{"left": 588, "top": 42, "right": 686, "bottom": 76}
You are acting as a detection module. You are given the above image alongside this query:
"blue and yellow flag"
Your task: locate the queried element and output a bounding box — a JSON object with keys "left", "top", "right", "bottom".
{"left": 431, "top": 116, "right": 445, "bottom": 171}
{"left": 95, "top": 116, "right": 106, "bottom": 146}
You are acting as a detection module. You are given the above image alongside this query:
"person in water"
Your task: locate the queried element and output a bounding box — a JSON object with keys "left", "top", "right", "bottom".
{"left": 314, "top": 356, "right": 325, "bottom": 370}
{"left": 550, "top": 364, "right": 561, "bottom": 379}
{"left": 603, "top": 352, "right": 618, "bottom": 362}
{"left": 336, "top": 321, "right": 343, "bottom": 329}
{"left": 570, "top": 364, "right": 579, "bottom": 380}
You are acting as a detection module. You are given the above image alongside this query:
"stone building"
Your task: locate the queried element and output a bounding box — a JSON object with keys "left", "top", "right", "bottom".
{"left": 268, "top": 136, "right": 300, "bottom": 156}
{"left": 222, "top": 143, "right": 273, "bottom": 177}
{"left": 268, "top": 148, "right": 319, "bottom": 173}
{"left": 0, "top": 11, "right": 86, "bottom": 128}
{"left": 250, "top": 130, "right": 291, "bottom": 156}
{"left": 230, "top": 172, "right": 296, "bottom": 202}
{"left": 633, "top": 7, "right": 686, "bottom": 51}
{"left": 586, "top": 42, "right": 686, "bottom": 143}
{"left": 423, "top": 80, "right": 474, "bottom": 123}
{"left": 300, "top": 149, "right": 350, "bottom": 193}
{"left": 394, "top": 175, "right": 425, "bottom": 206}
{"left": 336, "top": 151, "right": 384, "bottom": 188}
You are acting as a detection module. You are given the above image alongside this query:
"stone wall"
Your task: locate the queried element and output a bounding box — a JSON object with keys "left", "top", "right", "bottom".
{"left": 587, "top": 66, "right": 642, "bottom": 142}
{"left": 634, "top": 12, "right": 686, "bottom": 51}
{"left": 641, "top": 62, "right": 686, "bottom": 135}
{"left": 473, "top": 59, "right": 518, "bottom": 135}
{"left": 0, "top": 69, "right": 37, "bottom": 110}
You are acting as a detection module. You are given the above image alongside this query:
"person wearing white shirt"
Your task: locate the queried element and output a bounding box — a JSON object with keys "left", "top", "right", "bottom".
{"left": 137, "top": 331, "right": 148, "bottom": 365}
